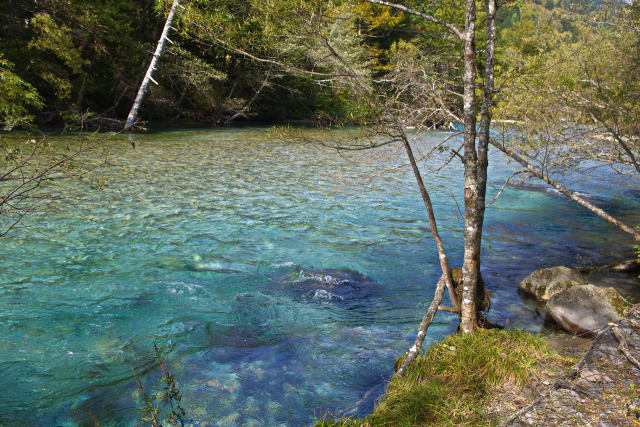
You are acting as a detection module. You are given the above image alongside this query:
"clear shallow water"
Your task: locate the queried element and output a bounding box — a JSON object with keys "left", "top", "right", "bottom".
{"left": 0, "top": 128, "right": 638, "bottom": 425}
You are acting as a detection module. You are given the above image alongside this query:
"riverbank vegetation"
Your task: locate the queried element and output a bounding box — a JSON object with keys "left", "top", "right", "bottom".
{"left": 315, "top": 329, "right": 569, "bottom": 426}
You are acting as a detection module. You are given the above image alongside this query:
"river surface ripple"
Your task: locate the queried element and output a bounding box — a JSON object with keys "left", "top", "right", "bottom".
{"left": 0, "top": 128, "right": 638, "bottom": 425}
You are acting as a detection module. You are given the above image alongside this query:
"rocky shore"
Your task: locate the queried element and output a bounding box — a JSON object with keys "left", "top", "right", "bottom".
{"left": 518, "top": 265, "right": 631, "bottom": 336}
{"left": 505, "top": 304, "right": 640, "bottom": 426}
{"left": 499, "top": 262, "right": 640, "bottom": 426}
{"left": 317, "top": 262, "right": 640, "bottom": 426}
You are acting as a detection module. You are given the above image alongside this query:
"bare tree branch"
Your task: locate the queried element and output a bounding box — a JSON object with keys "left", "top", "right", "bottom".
{"left": 364, "top": 0, "right": 465, "bottom": 41}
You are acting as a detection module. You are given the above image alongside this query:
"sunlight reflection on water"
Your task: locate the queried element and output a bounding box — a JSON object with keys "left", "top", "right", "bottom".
{"left": 0, "top": 127, "right": 638, "bottom": 425}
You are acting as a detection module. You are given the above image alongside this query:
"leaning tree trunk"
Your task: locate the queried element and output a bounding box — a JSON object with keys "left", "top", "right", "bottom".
{"left": 460, "top": 0, "right": 479, "bottom": 334}
{"left": 491, "top": 140, "right": 640, "bottom": 241}
{"left": 394, "top": 127, "right": 458, "bottom": 377}
{"left": 124, "top": 0, "right": 181, "bottom": 130}
{"left": 395, "top": 273, "right": 448, "bottom": 377}
{"left": 398, "top": 128, "right": 458, "bottom": 310}
{"left": 318, "top": 33, "right": 461, "bottom": 370}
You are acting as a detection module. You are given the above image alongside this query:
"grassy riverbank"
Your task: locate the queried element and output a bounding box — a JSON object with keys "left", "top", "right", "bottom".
{"left": 316, "top": 329, "right": 570, "bottom": 426}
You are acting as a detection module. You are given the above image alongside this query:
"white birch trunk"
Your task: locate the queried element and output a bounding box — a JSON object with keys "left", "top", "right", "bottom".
{"left": 124, "top": 0, "right": 180, "bottom": 130}
{"left": 460, "top": 0, "right": 479, "bottom": 334}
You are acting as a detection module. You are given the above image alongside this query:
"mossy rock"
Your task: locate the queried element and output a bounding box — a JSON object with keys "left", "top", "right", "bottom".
{"left": 518, "top": 266, "right": 585, "bottom": 302}
{"left": 546, "top": 284, "right": 630, "bottom": 336}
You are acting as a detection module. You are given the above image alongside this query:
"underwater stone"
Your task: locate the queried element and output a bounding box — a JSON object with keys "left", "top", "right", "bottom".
{"left": 205, "top": 377, "right": 239, "bottom": 394}
{"left": 268, "top": 267, "right": 378, "bottom": 303}
{"left": 243, "top": 396, "right": 259, "bottom": 415}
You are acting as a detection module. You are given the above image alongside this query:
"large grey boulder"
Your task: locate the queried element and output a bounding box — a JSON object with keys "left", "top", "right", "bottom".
{"left": 518, "top": 266, "right": 585, "bottom": 302}
{"left": 545, "top": 284, "right": 627, "bottom": 336}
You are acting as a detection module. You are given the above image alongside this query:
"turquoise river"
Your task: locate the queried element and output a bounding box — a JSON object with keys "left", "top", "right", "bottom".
{"left": 0, "top": 128, "right": 638, "bottom": 425}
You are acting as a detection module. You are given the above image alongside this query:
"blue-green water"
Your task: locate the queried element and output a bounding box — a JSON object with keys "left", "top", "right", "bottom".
{"left": 1, "top": 128, "right": 638, "bottom": 425}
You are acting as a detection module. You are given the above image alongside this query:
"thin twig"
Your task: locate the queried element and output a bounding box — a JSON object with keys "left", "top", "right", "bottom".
{"left": 486, "top": 169, "right": 528, "bottom": 208}
{"left": 336, "top": 383, "right": 383, "bottom": 416}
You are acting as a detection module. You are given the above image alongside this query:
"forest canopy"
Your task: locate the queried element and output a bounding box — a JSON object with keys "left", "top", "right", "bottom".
{"left": 0, "top": 0, "right": 637, "bottom": 131}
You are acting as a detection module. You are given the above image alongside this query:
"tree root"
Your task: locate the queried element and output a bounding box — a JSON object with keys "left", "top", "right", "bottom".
{"left": 500, "top": 324, "right": 613, "bottom": 426}
{"left": 478, "top": 312, "right": 504, "bottom": 329}
{"left": 612, "top": 325, "right": 640, "bottom": 370}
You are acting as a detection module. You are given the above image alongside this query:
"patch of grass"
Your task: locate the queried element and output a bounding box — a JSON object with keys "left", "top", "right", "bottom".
{"left": 316, "top": 329, "right": 564, "bottom": 427}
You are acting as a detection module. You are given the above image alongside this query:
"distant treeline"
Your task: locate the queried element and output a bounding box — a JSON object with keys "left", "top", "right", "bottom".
{"left": 0, "top": 0, "right": 633, "bottom": 129}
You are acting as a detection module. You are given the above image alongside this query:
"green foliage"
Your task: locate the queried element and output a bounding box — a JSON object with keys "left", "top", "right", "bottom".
{"left": 132, "top": 367, "right": 161, "bottom": 427}
{"left": 0, "top": 55, "right": 43, "bottom": 130}
{"left": 154, "top": 343, "right": 186, "bottom": 427}
{"left": 2, "top": 0, "right": 156, "bottom": 123}
{"left": 0, "top": 0, "right": 462, "bottom": 127}
{"left": 176, "top": 0, "right": 376, "bottom": 123}
{"left": 317, "top": 330, "right": 564, "bottom": 426}
{"left": 28, "top": 13, "right": 87, "bottom": 74}
{"left": 495, "top": 0, "right": 640, "bottom": 176}
{"left": 26, "top": 12, "right": 90, "bottom": 102}
{"left": 1, "top": 0, "right": 634, "bottom": 131}
{"left": 496, "top": 5, "right": 521, "bottom": 31}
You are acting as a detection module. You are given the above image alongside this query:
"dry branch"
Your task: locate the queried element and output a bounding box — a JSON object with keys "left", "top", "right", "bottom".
{"left": 612, "top": 325, "right": 640, "bottom": 370}
{"left": 395, "top": 273, "right": 447, "bottom": 378}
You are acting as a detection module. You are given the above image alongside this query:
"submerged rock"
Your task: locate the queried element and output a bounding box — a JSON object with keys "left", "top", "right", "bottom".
{"left": 311, "top": 289, "right": 344, "bottom": 302}
{"left": 205, "top": 378, "right": 238, "bottom": 393}
{"left": 285, "top": 267, "right": 373, "bottom": 288}
{"left": 545, "top": 284, "right": 627, "bottom": 336}
{"left": 268, "top": 267, "right": 377, "bottom": 302}
{"left": 518, "top": 266, "right": 585, "bottom": 302}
